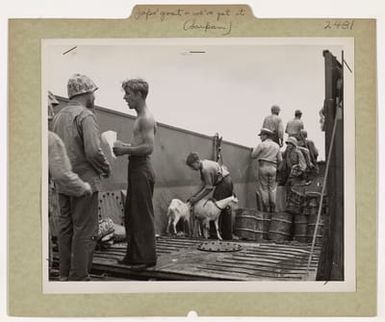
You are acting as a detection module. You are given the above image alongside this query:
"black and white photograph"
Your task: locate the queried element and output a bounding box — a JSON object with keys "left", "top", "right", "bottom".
{"left": 42, "top": 38, "right": 355, "bottom": 293}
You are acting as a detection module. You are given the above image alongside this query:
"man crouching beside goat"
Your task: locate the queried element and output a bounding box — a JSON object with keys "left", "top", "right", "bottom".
{"left": 184, "top": 152, "right": 236, "bottom": 240}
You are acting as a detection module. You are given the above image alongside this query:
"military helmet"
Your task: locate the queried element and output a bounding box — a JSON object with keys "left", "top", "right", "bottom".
{"left": 286, "top": 136, "right": 298, "bottom": 147}
{"left": 67, "top": 74, "right": 98, "bottom": 99}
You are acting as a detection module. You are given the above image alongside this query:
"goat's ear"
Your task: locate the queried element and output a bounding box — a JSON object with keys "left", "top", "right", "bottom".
{"left": 233, "top": 192, "right": 237, "bottom": 198}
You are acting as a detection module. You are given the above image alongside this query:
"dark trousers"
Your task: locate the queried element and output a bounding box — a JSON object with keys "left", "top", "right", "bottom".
{"left": 211, "top": 175, "right": 234, "bottom": 240}
{"left": 57, "top": 192, "right": 98, "bottom": 281}
{"left": 123, "top": 157, "right": 157, "bottom": 265}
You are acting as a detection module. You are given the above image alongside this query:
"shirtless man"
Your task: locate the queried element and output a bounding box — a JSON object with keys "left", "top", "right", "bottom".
{"left": 113, "top": 79, "right": 157, "bottom": 271}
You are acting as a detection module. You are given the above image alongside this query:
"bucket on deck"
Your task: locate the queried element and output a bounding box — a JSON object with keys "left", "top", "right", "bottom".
{"left": 234, "top": 208, "right": 265, "bottom": 241}
{"left": 293, "top": 214, "right": 308, "bottom": 242}
{"left": 268, "top": 211, "right": 293, "bottom": 241}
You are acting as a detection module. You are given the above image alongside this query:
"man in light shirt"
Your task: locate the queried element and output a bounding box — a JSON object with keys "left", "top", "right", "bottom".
{"left": 251, "top": 128, "right": 282, "bottom": 212}
{"left": 262, "top": 105, "right": 284, "bottom": 147}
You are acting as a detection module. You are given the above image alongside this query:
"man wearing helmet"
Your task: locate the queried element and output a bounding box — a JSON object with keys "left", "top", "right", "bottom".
{"left": 113, "top": 79, "right": 157, "bottom": 270}
{"left": 52, "top": 74, "right": 111, "bottom": 281}
{"left": 279, "top": 137, "right": 306, "bottom": 186}
{"left": 48, "top": 91, "right": 92, "bottom": 271}
{"left": 262, "top": 105, "right": 284, "bottom": 147}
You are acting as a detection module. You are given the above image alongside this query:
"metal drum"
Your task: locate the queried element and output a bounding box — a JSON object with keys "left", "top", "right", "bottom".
{"left": 293, "top": 214, "right": 308, "bottom": 242}
{"left": 234, "top": 208, "right": 264, "bottom": 241}
{"left": 286, "top": 187, "right": 305, "bottom": 216}
{"left": 301, "top": 190, "right": 326, "bottom": 244}
{"left": 275, "top": 186, "right": 287, "bottom": 212}
{"left": 263, "top": 211, "right": 272, "bottom": 240}
{"left": 303, "top": 194, "right": 320, "bottom": 217}
{"left": 268, "top": 212, "right": 293, "bottom": 241}
{"left": 307, "top": 198, "right": 325, "bottom": 244}
{"left": 307, "top": 216, "right": 325, "bottom": 244}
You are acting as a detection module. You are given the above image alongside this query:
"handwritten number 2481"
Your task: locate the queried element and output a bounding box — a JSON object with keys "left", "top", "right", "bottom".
{"left": 324, "top": 20, "right": 354, "bottom": 30}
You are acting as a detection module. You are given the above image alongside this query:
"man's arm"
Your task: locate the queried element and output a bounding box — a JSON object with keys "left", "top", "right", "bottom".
{"left": 113, "top": 117, "right": 155, "bottom": 157}
{"left": 309, "top": 141, "right": 319, "bottom": 160}
{"left": 251, "top": 144, "right": 262, "bottom": 159}
{"left": 189, "top": 170, "right": 214, "bottom": 204}
{"left": 278, "top": 119, "right": 284, "bottom": 142}
{"left": 82, "top": 115, "right": 111, "bottom": 176}
{"left": 49, "top": 132, "right": 91, "bottom": 196}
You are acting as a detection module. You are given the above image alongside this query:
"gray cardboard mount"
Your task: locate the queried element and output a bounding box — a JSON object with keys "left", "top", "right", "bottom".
{"left": 8, "top": 5, "right": 376, "bottom": 317}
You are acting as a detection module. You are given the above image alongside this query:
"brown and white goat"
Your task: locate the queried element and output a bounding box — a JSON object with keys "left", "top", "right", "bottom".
{"left": 193, "top": 195, "right": 238, "bottom": 240}
{"left": 166, "top": 195, "right": 238, "bottom": 240}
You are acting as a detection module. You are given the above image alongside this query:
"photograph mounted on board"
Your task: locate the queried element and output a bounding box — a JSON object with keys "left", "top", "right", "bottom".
{"left": 42, "top": 38, "right": 355, "bottom": 293}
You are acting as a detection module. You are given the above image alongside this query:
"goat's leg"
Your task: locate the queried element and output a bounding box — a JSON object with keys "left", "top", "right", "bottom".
{"left": 203, "top": 220, "right": 210, "bottom": 239}
{"left": 193, "top": 217, "right": 202, "bottom": 238}
{"left": 214, "top": 219, "right": 223, "bottom": 240}
{"left": 186, "top": 218, "right": 191, "bottom": 237}
{"left": 166, "top": 218, "right": 172, "bottom": 236}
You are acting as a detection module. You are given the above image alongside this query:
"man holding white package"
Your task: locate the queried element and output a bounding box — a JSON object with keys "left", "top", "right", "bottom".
{"left": 113, "top": 78, "right": 157, "bottom": 271}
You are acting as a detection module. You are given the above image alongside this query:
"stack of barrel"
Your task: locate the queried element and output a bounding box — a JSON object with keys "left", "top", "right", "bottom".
{"left": 234, "top": 208, "right": 271, "bottom": 241}
{"left": 234, "top": 180, "right": 327, "bottom": 244}
{"left": 268, "top": 185, "right": 293, "bottom": 241}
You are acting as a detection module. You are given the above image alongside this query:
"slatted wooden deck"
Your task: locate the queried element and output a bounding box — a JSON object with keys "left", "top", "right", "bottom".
{"left": 81, "top": 236, "right": 321, "bottom": 281}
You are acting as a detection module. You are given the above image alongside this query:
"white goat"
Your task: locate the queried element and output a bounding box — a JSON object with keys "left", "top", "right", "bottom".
{"left": 166, "top": 199, "right": 191, "bottom": 236}
{"left": 193, "top": 195, "right": 239, "bottom": 240}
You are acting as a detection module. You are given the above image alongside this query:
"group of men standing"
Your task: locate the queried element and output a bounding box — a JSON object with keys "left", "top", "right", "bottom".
{"left": 48, "top": 74, "right": 320, "bottom": 280}
{"left": 49, "top": 74, "right": 157, "bottom": 281}
{"left": 251, "top": 105, "right": 319, "bottom": 214}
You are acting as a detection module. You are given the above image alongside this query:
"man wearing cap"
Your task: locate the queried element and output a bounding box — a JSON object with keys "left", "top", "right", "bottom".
{"left": 285, "top": 109, "right": 304, "bottom": 139}
{"left": 185, "top": 152, "right": 234, "bottom": 240}
{"left": 280, "top": 137, "right": 307, "bottom": 186}
{"left": 262, "top": 105, "right": 284, "bottom": 147}
{"left": 251, "top": 128, "right": 282, "bottom": 212}
{"left": 52, "top": 75, "right": 111, "bottom": 281}
{"left": 113, "top": 79, "right": 157, "bottom": 270}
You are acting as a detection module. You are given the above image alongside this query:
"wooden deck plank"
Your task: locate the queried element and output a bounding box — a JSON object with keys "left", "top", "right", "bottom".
{"left": 203, "top": 261, "right": 312, "bottom": 276}
{"left": 51, "top": 237, "right": 321, "bottom": 281}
